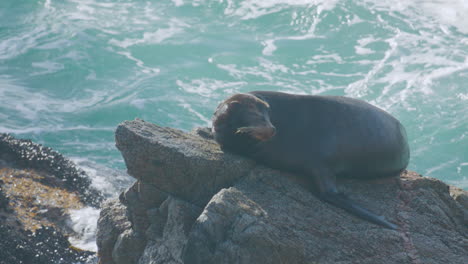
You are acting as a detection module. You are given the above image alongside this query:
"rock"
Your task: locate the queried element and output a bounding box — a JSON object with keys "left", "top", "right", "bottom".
{"left": 0, "top": 133, "right": 103, "bottom": 206}
{"left": 0, "top": 224, "right": 94, "bottom": 264}
{"left": 0, "top": 133, "right": 100, "bottom": 264}
{"left": 98, "top": 119, "right": 468, "bottom": 264}
{"left": 112, "top": 225, "right": 146, "bottom": 264}
{"left": 115, "top": 119, "right": 255, "bottom": 207}
{"left": 184, "top": 170, "right": 467, "bottom": 264}
{"left": 138, "top": 197, "right": 202, "bottom": 264}
{"left": 96, "top": 198, "right": 132, "bottom": 264}
{"left": 450, "top": 186, "right": 468, "bottom": 225}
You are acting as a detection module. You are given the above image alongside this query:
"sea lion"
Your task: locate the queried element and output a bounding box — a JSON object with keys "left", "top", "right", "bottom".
{"left": 212, "top": 91, "right": 410, "bottom": 229}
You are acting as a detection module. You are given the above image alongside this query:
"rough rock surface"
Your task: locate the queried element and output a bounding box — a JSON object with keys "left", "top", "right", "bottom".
{"left": 0, "top": 133, "right": 101, "bottom": 263}
{"left": 0, "top": 133, "right": 103, "bottom": 206}
{"left": 114, "top": 119, "right": 255, "bottom": 207}
{"left": 97, "top": 119, "right": 468, "bottom": 264}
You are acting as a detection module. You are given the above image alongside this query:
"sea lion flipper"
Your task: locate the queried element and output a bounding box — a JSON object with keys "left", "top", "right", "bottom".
{"left": 320, "top": 191, "right": 397, "bottom": 230}
{"left": 309, "top": 167, "right": 397, "bottom": 229}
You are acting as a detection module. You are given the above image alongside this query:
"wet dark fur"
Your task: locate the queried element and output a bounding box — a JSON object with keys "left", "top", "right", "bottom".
{"left": 212, "top": 91, "right": 410, "bottom": 229}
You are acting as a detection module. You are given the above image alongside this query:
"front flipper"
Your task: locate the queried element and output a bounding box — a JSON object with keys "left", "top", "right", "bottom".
{"left": 310, "top": 167, "right": 397, "bottom": 230}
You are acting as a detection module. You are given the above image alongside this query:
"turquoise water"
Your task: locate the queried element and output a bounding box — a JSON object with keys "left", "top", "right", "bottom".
{"left": 1, "top": 0, "right": 467, "bottom": 189}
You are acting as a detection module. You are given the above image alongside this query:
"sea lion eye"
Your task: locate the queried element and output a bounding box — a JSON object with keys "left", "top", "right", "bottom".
{"left": 228, "top": 101, "right": 241, "bottom": 108}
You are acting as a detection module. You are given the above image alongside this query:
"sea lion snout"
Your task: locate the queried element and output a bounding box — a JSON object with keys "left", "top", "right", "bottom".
{"left": 236, "top": 124, "right": 276, "bottom": 141}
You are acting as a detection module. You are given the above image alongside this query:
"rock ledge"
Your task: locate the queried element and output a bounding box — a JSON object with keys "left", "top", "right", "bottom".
{"left": 97, "top": 119, "right": 467, "bottom": 264}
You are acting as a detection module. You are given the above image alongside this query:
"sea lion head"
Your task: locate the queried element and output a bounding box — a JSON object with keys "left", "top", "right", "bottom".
{"left": 212, "top": 93, "right": 276, "bottom": 147}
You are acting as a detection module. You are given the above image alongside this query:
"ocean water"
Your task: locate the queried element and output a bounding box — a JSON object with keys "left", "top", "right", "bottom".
{"left": 1, "top": 0, "right": 467, "bottom": 252}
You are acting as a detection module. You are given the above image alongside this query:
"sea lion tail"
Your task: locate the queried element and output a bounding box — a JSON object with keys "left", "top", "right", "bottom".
{"left": 321, "top": 192, "right": 398, "bottom": 230}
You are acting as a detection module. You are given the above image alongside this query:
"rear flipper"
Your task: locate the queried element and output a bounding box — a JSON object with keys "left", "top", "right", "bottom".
{"left": 309, "top": 167, "right": 397, "bottom": 229}
{"left": 319, "top": 192, "right": 397, "bottom": 230}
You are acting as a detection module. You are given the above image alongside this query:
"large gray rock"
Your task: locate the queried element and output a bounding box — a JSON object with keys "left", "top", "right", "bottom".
{"left": 184, "top": 170, "right": 467, "bottom": 264}
{"left": 97, "top": 119, "right": 468, "bottom": 264}
{"left": 115, "top": 119, "right": 255, "bottom": 207}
